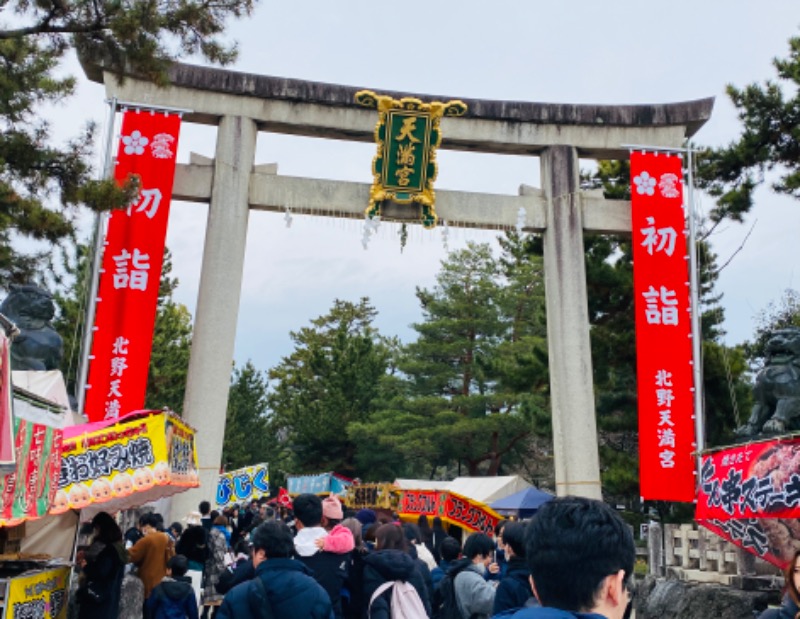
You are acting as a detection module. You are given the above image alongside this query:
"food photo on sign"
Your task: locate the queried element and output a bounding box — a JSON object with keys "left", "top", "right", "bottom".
{"left": 696, "top": 436, "right": 800, "bottom": 568}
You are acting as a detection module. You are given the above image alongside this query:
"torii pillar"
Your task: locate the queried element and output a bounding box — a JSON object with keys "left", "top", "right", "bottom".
{"left": 541, "top": 146, "right": 601, "bottom": 499}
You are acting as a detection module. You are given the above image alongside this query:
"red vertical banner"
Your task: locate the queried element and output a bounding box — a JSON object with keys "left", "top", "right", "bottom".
{"left": 85, "top": 110, "right": 182, "bottom": 422}
{"left": 631, "top": 152, "right": 695, "bottom": 502}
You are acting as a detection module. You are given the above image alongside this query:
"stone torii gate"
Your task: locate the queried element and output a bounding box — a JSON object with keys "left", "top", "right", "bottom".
{"left": 82, "top": 59, "right": 713, "bottom": 518}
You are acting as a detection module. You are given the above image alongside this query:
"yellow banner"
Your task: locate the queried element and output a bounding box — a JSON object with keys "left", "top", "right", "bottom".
{"left": 5, "top": 567, "right": 69, "bottom": 619}
{"left": 51, "top": 411, "right": 198, "bottom": 513}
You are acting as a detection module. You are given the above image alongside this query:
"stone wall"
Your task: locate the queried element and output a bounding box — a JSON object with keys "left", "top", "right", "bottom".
{"left": 635, "top": 576, "right": 775, "bottom": 619}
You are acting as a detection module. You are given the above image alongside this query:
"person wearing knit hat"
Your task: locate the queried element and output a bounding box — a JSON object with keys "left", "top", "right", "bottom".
{"left": 355, "top": 508, "right": 376, "bottom": 528}
{"left": 322, "top": 495, "right": 343, "bottom": 522}
{"left": 315, "top": 495, "right": 354, "bottom": 555}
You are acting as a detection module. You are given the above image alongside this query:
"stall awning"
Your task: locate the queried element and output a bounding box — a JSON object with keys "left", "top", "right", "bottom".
{"left": 52, "top": 409, "right": 199, "bottom": 519}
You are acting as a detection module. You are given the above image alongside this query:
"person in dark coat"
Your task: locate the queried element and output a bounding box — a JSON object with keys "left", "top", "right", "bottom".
{"left": 145, "top": 554, "right": 200, "bottom": 619}
{"left": 431, "top": 536, "right": 461, "bottom": 588}
{"left": 217, "top": 521, "right": 333, "bottom": 619}
{"left": 362, "top": 523, "right": 432, "bottom": 619}
{"left": 77, "top": 511, "right": 126, "bottom": 619}
{"left": 293, "top": 494, "right": 349, "bottom": 619}
{"left": 493, "top": 522, "right": 535, "bottom": 615}
{"left": 340, "top": 518, "right": 369, "bottom": 619}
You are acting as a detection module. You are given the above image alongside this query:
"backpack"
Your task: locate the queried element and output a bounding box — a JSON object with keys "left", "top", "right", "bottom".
{"left": 432, "top": 572, "right": 460, "bottom": 619}
{"left": 369, "top": 580, "right": 427, "bottom": 619}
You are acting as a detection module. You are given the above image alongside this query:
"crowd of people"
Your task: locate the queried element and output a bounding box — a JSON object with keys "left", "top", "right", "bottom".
{"left": 73, "top": 494, "right": 638, "bottom": 619}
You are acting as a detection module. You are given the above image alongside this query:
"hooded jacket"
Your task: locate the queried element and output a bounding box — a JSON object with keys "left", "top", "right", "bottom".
{"left": 145, "top": 576, "right": 199, "bottom": 619}
{"left": 217, "top": 558, "right": 333, "bottom": 619}
{"left": 362, "top": 549, "right": 432, "bottom": 619}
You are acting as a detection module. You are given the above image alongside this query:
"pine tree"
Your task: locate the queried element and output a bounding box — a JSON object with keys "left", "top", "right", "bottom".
{"left": 696, "top": 32, "right": 800, "bottom": 224}
{"left": 267, "top": 298, "right": 390, "bottom": 477}
{"left": 222, "top": 361, "right": 270, "bottom": 471}
{"left": 0, "top": 0, "right": 256, "bottom": 288}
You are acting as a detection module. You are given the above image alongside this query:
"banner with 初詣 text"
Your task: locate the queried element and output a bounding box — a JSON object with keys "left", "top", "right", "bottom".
{"left": 85, "top": 109, "right": 181, "bottom": 422}
{"left": 5, "top": 566, "right": 70, "bottom": 619}
{"left": 631, "top": 151, "right": 695, "bottom": 502}
{"left": 696, "top": 436, "right": 800, "bottom": 568}
{"left": 51, "top": 411, "right": 197, "bottom": 514}
{"left": 216, "top": 463, "right": 269, "bottom": 509}
{"left": 398, "top": 489, "right": 501, "bottom": 536}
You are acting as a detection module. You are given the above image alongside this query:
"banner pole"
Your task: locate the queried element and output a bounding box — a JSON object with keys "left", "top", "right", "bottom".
{"left": 76, "top": 97, "right": 117, "bottom": 416}
{"left": 686, "top": 144, "right": 706, "bottom": 459}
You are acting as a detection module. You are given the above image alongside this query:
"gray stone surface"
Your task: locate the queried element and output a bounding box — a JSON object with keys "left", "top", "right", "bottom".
{"left": 636, "top": 576, "right": 772, "bottom": 619}
{"left": 172, "top": 115, "right": 258, "bottom": 520}
{"left": 541, "top": 146, "right": 602, "bottom": 499}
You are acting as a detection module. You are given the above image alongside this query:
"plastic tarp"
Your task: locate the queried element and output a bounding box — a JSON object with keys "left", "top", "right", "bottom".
{"left": 20, "top": 511, "right": 79, "bottom": 560}
{"left": 490, "top": 486, "right": 554, "bottom": 517}
{"left": 395, "top": 476, "right": 531, "bottom": 505}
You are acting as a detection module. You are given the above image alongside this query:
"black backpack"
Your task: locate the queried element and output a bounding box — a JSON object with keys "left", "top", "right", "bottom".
{"left": 432, "top": 559, "right": 471, "bottom": 619}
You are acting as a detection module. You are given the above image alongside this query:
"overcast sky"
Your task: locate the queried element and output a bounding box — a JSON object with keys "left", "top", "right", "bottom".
{"left": 59, "top": 1, "right": 800, "bottom": 376}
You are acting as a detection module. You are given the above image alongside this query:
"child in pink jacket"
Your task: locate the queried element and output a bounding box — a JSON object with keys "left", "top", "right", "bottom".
{"left": 315, "top": 496, "right": 355, "bottom": 554}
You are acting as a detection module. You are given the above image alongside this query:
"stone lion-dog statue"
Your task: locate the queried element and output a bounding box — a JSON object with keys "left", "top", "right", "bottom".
{"left": 0, "top": 284, "right": 63, "bottom": 371}
{"left": 736, "top": 327, "right": 800, "bottom": 437}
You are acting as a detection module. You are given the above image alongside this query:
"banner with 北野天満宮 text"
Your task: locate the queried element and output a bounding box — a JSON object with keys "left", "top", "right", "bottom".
{"left": 631, "top": 151, "right": 695, "bottom": 503}
{"left": 85, "top": 109, "right": 182, "bottom": 422}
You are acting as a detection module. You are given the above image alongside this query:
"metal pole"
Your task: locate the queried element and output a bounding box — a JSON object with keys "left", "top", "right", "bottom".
{"left": 686, "top": 145, "right": 706, "bottom": 455}
{"left": 76, "top": 97, "right": 117, "bottom": 416}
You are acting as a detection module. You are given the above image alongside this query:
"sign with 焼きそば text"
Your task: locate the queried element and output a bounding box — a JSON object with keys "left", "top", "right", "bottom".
{"left": 85, "top": 109, "right": 182, "bottom": 422}
{"left": 631, "top": 151, "right": 695, "bottom": 503}
{"left": 355, "top": 90, "right": 467, "bottom": 229}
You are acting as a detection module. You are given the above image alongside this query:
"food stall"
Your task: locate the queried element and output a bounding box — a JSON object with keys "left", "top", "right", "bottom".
{"left": 397, "top": 489, "right": 502, "bottom": 536}
{"left": 0, "top": 318, "right": 73, "bottom": 618}
{"left": 286, "top": 472, "right": 353, "bottom": 498}
{"left": 52, "top": 409, "right": 199, "bottom": 519}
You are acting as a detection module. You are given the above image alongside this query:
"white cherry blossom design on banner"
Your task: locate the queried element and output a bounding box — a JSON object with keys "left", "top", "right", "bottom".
{"left": 121, "top": 130, "right": 149, "bottom": 155}
{"left": 633, "top": 171, "right": 656, "bottom": 196}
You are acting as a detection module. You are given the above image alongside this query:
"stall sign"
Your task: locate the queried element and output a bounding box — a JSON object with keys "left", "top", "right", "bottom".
{"left": 51, "top": 411, "right": 198, "bottom": 513}
{"left": 216, "top": 463, "right": 269, "bottom": 509}
{"left": 399, "top": 490, "right": 501, "bottom": 536}
{"left": 5, "top": 566, "right": 69, "bottom": 619}
{"left": 695, "top": 436, "right": 800, "bottom": 568}
{"left": 0, "top": 416, "right": 62, "bottom": 527}
{"left": 345, "top": 483, "right": 398, "bottom": 510}
{"left": 286, "top": 472, "right": 352, "bottom": 496}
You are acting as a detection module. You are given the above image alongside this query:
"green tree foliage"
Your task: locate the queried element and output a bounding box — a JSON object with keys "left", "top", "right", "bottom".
{"left": 0, "top": 0, "right": 255, "bottom": 288}
{"left": 696, "top": 33, "right": 800, "bottom": 224}
{"left": 222, "top": 361, "right": 270, "bottom": 471}
{"left": 352, "top": 241, "right": 548, "bottom": 479}
{"left": 144, "top": 250, "right": 192, "bottom": 413}
{"left": 267, "top": 299, "right": 390, "bottom": 477}
{"left": 745, "top": 289, "right": 800, "bottom": 368}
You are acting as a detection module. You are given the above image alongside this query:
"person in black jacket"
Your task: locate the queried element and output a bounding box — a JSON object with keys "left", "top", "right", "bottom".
{"left": 77, "top": 511, "right": 126, "bottom": 619}
{"left": 492, "top": 522, "right": 535, "bottom": 615}
{"left": 293, "top": 494, "right": 349, "bottom": 619}
{"left": 217, "top": 521, "right": 332, "bottom": 619}
{"left": 362, "top": 523, "right": 432, "bottom": 619}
